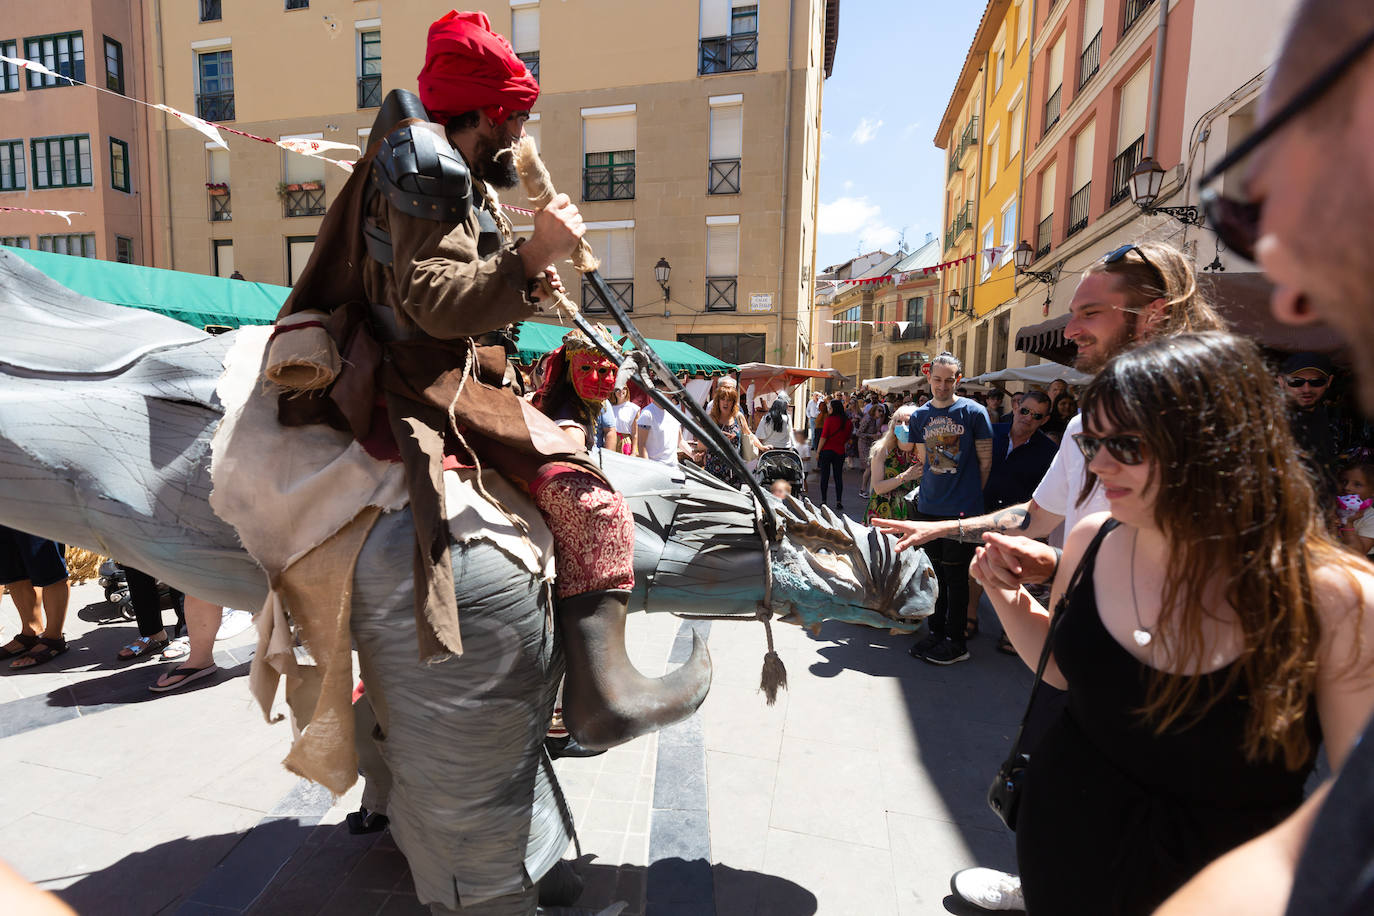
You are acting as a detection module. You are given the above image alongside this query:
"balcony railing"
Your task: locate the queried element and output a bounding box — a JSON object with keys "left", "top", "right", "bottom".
{"left": 583, "top": 151, "right": 635, "bottom": 201}
{"left": 708, "top": 158, "right": 741, "bottom": 195}
{"left": 1110, "top": 135, "right": 1145, "bottom": 206}
{"left": 1079, "top": 29, "right": 1101, "bottom": 90}
{"left": 582, "top": 277, "right": 633, "bottom": 313}
{"left": 699, "top": 34, "right": 758, "bottom": 75}
{"left": 890, "top": 322, "right": 932, "bottom": 342}
{"left": 706, "top": 277, "right": 738, "bottom": 311}
{"left": 357, "top": 74, "right": 381, "bottom": 109}
{"left": 283, "top": 185, "right": 325, "bottom": 217}
{"left": 947, "top": 153, "right": 962, "bottom": 179}
{"left": 1035, "top": 214, "right": 1052, "bottom": 259}
{"left": 1123, "top": 0, "right": 1155, "bottom": 34}
{"left": 1043, "top": 86, "right": 1062, "bottom": 136}
{"left": 959, "top": 116, "right": 979, "bottom": 153}
{"left": 196, "top": 90, "right": 235, "bottom": 122}
{"left": 947, "top": 201, "right": 974, "bottom": 242}
{"left": 209, "top": 188, "right": 231, "bottom": 222}
{"left": 1067, "top": 183, "right": 1091, "bottom": 236}
{"left": 518, "top": 52, "right": 539, "bottom": 82}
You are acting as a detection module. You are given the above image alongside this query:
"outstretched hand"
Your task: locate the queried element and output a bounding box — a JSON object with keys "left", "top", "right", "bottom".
{"left": 871, "top": 517, "right": 945, "bottom": 552}
{"left": 971, "top": 532, "right": 1058, "bottom": 589}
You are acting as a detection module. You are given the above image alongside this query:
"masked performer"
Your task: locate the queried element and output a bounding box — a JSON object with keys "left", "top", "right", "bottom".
{"left": 248, "top": 11, "right": 704, "bottom": 913}
{"left": 532, "top": 330, "right": 619, "bottom": 451}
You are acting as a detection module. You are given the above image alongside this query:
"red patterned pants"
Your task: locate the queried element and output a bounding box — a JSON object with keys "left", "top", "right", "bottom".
{"left": 529, "top": 465, "right": 635, "bottom": 598}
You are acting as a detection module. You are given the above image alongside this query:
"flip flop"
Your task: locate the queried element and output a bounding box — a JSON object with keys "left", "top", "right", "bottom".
{"left": 148, "top": 664, "right": 219, "bottom": 693}
{"left": 117, "top": 635, "right": 171, "bottom": 660}
{"left": 9, "top": 636, "right": 68, "bottom": 670}
{"left": 0, "top": 633, "right": 40, "bottom": 660}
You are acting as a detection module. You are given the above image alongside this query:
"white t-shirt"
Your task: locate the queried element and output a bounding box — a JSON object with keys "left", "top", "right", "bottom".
{"left": 1355, "top": 511, "right": 1374, "bottom": 555}
{"left": 613, "top": 401, "right": 640, "bottom": 435}
{"left": 1031, "top": 413, "right": 1111, "bottom": 536}
{"left": 636, "top": 402, "right": 682, "bottom": 465}
{"left": 806, "top": 398, "right": 822, "bottom": 422}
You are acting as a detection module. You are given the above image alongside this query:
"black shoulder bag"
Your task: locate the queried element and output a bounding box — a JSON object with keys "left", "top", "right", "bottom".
{"left": 986, "top": 531, "right": 1100, "bottom": 831}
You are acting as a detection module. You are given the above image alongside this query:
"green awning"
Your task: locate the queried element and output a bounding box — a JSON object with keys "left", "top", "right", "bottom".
{"left": 513, "top": 320, "right": 735, "bottom": 376}
{"left": 3, "top": 246, "right": 288, "bottom": 330}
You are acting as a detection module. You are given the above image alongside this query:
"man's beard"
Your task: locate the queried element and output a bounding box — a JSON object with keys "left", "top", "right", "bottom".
{"left": 473, "top": 134, "right": 519, "bottom": 189}
{"left": 1072, "top": 324, "right": 1135, "bottom": 374}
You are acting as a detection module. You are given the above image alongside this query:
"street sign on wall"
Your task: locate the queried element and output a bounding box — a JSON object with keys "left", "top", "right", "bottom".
{"left": 748, "top": 293, "right": 773, "bottom": 313}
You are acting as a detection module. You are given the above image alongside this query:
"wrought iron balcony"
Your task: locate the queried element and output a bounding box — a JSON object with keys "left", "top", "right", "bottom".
{"left": 699, "top": 34, "right": 758, "bottom": 75}
{"left": 1067, "top": 183, "right": 1091, "bottom": 237}
{"left": 947, "top": 153, "right": 963, "bottom": 179}
{"left": 1079, "top": 29, "right": 1101, "bottom": 90}
{"left": 200, "top": 0, "right": 221, "bottom": 22}
{"left": 708, "top": 158, "right": 741, "bottom": 194}
{"left": 283, "top": 184, "right": 325, "bottom": 218}
{"left": 357, "top": 74, "right": 381, "bottom": 109}
{"left": 1043, "top": 86, "right": 1062, "bottom": 136}
{"left": 890, "top": 322, "right": 932, "bottom": 342}
{"left": 947, "top": 202, "right": 974, "bottom": 241}
{"left": 1110, "top": 135, "right": 1145, "bottom": 207}
{"left": 583, "top": 151, "right": 635, "bottom": 201}
{"left": 196, "top": 90, "right": 235, "bottom": 122}
{"left": 208, "top": 186, "right": 231, "bottom": 222}
{"left": 959, "top": 116, "right": 979, "bottom": 153}
{"left": 1035, "top": 214, "right": 1052, "bottom": 259}
{"left": 1123, "top": 0, "right": 1155, "bottom": 34}
{"left": 706, "top": 277, "right": 738, "bottom": 311}
{"left": 518, "top": 52, "right": 539, "bottom": 82}
{"left": 582, "top": 277, "right": 633, "bottom": 313}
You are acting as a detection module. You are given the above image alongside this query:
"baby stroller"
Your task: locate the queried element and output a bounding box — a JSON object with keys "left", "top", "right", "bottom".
{"left": 754, "top": 448, "right": 807, "bottom": 497}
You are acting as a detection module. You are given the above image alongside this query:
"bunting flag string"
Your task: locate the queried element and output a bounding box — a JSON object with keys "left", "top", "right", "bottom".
{"left": 0, "top": 206, "right": 84, "bottom": 224}
{"left": 0, "top": 54, "right": 359, "bottom": 174}
{"left": 819, "top": 248, "right": 1009, "bottom": 292}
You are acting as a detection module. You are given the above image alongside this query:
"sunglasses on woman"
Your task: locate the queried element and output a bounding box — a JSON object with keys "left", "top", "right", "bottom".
{"left": 1072, "top": 433, "right": 1146, "bottom": 466}
{"left": 1197, "top": 24, "right": 1374, "bottom": 263}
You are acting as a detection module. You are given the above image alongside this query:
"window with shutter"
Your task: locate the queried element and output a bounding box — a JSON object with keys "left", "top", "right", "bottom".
{"left": 583, "top": 110, "right": 636, "bottom": 200}
{"left": 709, "top": 100, "right": 743, "bottom": 194}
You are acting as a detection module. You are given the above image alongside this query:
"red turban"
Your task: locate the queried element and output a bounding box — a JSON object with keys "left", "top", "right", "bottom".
{"left": 418, "top": 10, "right": 540, "bottom": 127}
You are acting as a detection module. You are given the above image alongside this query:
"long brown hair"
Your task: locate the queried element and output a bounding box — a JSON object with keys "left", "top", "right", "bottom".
{"left": 1078, "top": 331, "right": 1364, "bottom": 768}
{"left": 709, "top": 378, "right": 744, "bottom": 428}
{"left": 1081, "top": 240, "right": 1227, "bottom": 340}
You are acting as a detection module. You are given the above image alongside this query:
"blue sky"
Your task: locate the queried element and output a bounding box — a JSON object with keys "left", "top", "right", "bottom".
{"left": 815, "top": 0, "right": 986, "bottom": 271}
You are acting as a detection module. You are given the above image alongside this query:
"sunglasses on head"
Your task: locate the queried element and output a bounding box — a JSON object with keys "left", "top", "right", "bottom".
{"left": 1286, "top": 376, "right": 1329, "bottom": 388}
{"left": 1073, "top": 432, "right": 1146, "bottom": 466}
{"left": 1197, "top": 25, "right": 1374, "bottom": 263}
{"left": 1018, "top": 407, "right": 1046, "bottom": 420}
{"left": 1102, "top": 244, "right": 1165, "bottom": 288}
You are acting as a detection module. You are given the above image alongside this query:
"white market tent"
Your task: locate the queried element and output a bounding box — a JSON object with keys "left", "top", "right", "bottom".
{"left": 966, "top": 364, "right": 1093, "bottom": 386}
{"left": 862, "top": 375, "right": 926, "bottom": 393}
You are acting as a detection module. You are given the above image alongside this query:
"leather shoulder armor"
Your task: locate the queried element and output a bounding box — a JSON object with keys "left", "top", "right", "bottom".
{"left": 372, "top": 123, "right": 473, "bottom": 223}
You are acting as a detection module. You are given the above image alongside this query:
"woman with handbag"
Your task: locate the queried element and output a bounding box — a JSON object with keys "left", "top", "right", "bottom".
{"left": 697, "top": 376, "right": 761, "bottom": 488}
{"left": 972, "top": 332, "right": 1374, "bottom": 916}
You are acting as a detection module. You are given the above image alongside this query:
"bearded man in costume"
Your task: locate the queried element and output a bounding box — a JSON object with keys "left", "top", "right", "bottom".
{"left": 251, "top": 10, "right": 701, "bottom": 914}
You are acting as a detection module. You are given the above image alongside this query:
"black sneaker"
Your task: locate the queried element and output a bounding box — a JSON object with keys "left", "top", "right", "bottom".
{"left": 921, "top": 641, "right": 970, "bottom": 665}
{"left": 908, "top": 632, "right": 942, "bottom": 658}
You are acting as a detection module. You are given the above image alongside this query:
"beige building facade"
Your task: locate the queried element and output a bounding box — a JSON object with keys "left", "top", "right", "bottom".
{"left": 148, "top": 0, "right": 838, "bottom": 367}
{"left": 0, "top": 0, "right": 153, "bottom": 263}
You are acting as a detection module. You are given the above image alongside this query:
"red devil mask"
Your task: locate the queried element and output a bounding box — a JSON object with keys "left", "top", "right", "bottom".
{"left": 569, "top": 350, "right": 617, "bottom": 405}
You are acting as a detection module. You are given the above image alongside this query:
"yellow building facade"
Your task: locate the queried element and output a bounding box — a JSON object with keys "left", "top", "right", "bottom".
{"left": 147, "top": 0, "right": 838, "bottom": 367}
{"left": 934, "top": 0, "right": 1031, "bottom": 376}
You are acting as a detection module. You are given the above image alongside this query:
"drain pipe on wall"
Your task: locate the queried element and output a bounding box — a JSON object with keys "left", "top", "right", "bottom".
{"left": 1144, "top": 0, "right": 1169, "bottom": 158}
{"left": 775, "top": 0, "right": 797, "bottom": 365}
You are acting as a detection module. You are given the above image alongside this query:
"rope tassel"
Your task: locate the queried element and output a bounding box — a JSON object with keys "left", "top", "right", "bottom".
{"left": 758, "top": 610, "right": 788, "bottom": 705}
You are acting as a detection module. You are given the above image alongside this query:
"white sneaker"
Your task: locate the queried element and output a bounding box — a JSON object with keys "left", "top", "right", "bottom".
{"left": 215, "top": 608, "right": 254, "bottom": 641}
{"left": 950, "top": 868, "right": 1025, "bottom": 911}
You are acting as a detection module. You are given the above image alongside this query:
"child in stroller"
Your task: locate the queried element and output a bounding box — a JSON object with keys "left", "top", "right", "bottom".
{"left": 755, "top": 448, "right": 806, "bottom": 497}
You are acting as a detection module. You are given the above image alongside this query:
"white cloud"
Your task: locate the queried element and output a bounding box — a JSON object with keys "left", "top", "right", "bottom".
{"left": 818, "top": 196, "right": 882, "bottom": 235}
{"left": 842, "top": 179, "right": 854, "bottom": 191}
{"left": 851, "top": 117, "right": 883, "bottom": 145}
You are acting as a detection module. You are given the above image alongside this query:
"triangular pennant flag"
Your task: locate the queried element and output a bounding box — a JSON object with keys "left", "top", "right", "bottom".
{"left": 332, "top": 159, "right": 356, "bottom": 174}
{"left": 276, "top": 137, "right": 362, "bottom": 157}
{"left": 0, "top": 55, "right": 62, "bottom": 81}
{"left": 896, "top": 321, "right": 910, "bottom": 335}
{"left": 154, "top": 104, "right": 229, "bottom": 150}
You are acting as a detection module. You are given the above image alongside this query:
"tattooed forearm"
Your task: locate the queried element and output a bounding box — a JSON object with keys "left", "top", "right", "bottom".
{"left": 952, "top": 505, "right": 1032, "bottom": 542}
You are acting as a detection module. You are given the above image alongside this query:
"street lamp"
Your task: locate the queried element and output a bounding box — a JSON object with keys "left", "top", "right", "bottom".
{"left": 1129, "top": 157, "right": 1203, "bottom": 225}
{"left": 655, "top": 257, "right": 671, "bottom": 318}
{"left": 947, "top": 287, "right": 972, "bottom": 318}
{"left": 1013, "top": 239, "right": 1063, "bottom": 285}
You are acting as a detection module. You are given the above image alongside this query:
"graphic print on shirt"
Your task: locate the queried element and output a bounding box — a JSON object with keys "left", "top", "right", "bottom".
{"left": 923, "top": 416, "right": 966, "bottom": 474}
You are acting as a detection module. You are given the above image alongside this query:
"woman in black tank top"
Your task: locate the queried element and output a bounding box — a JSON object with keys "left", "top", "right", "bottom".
{"left": 971, "top": 333, "right": 1374, "bottom": 916}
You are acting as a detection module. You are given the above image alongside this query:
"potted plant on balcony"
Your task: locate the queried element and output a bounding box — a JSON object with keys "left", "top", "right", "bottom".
{"left": 206, "top": 182, "right": 229, "bottom": 196}
{"left": 297, "top": 180, "right": 323, "bottom": 192}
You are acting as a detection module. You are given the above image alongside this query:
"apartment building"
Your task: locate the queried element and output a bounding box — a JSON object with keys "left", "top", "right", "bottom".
{"left": 1006, "top": 0, "right": 1196, "bottom": 366}
{"left": 867, "top": 236, "right": 942, "bottom": 379}
{"left": 0, "top": 0, "right": 152, "bottom": 263}
{"left": 148, "top": 0, "right": 838, "bottom": 368}
{"left": 824, "top": 250, "right": 902, "bottom": 384}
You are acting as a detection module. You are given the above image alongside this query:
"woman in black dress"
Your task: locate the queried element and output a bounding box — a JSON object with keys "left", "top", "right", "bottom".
{"left": 973, "top": 332, "right": 1374, "bottom": 915}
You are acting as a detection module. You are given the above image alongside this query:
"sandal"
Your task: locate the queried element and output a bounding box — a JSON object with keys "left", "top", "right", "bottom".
{"left": 9, "top": 636, "right": 68, "bottom": 670}
{"left": 996, "top": 632, "right": 1017, "bottom": 655}
{"left": 148, "top": 664, "right": 219, "bottom": 693}
{"left": 160, "top": 636, "right": 190, "bottom": 662}
{"left": 0, "top": 633, "right": 40, "bottom": 660}
{"left": 118, "top": 635, "right": 170, "bottom": 660}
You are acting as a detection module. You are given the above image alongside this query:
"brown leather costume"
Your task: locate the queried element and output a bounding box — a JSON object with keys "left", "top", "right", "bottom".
{"left": 275, "top": 134, "right": 602, "bottom": 661}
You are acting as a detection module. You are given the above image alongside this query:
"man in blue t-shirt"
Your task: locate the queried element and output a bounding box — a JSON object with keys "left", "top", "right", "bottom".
{"left": 906, "top": 353, "right": 993, "bottom": 665}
